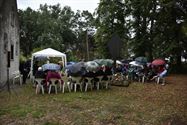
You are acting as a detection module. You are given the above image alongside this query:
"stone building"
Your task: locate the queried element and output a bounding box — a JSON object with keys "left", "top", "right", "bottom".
{"left": 0, "top": 0, "right": 20, "bottom": 85}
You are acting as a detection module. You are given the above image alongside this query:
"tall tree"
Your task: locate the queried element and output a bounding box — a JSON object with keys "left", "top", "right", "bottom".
{"left": 18, "top": 4, "right": 95, "bottom": 61}
{"left": 153, "top": 0, "right": 187, "bottom": 66}
{"left": 18, "top": 8, "right": 39, "bottom": 57}
{"left": 95, "top": 0, "right": 130, "bottom": 58}
{"left": 130, "top": 0, "right": 158, "bottom": 61}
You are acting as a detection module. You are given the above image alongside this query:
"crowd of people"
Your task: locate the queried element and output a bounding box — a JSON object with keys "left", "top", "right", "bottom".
{"left": 126, "top": 63, "right": 168, "bottom": 85}
{"left": 19, "top": 58, "right": 169, "bottom": 93}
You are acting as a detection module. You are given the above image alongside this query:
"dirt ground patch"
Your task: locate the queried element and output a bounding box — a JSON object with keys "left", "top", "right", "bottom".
{"left": 0, "top": 74, "right": 187, "bottom": 125}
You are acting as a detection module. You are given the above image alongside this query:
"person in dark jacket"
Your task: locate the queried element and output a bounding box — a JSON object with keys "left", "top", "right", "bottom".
{"left": 33, "top": 61, "right": 39, "bottom": 77}
{"left": 35, "top": 67, "right": 46, "bottom": 79}
{"left": 19, "top": 60, "right": 31, "bottom": 84}
{"left": 34, "top": 67, "right": 46, "bottom": 88}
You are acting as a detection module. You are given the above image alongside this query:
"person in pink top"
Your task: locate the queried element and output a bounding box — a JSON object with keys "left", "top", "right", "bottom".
{"left": 46, "top": 71, "right": 63, "bottom": 86}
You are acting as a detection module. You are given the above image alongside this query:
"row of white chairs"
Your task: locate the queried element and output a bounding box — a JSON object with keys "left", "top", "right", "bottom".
{"left": 116, "top": 72, "right": 166, "bottom": 85}
{"left": 129, "top": 74, "right": 166, "bottom": 85}
{"left": 35, "top": 75, "right": 114, "bottom": 94}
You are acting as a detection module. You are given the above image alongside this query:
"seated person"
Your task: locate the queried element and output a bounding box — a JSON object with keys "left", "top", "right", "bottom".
{"left": 34, "top": 67, "right": 46, "bottom": 86}
{"left": 151, "top": 66, "right": 167, "bottom": 81}
{"left": 115, "top": 64, "right": 122, "bottom": 73}
{"left": 158, "top": 69, "right": 167, "bottom": 78}
{"left": 35, "top": 67, "right": 46, "bottom": 79}
{"left": 121, "top": 64, "right": 128, "bottom": 75}
{"left": 46, "top": 70, "right": 63, "bottom": 86}
{"left": 58, "top": 61, "right": 64, "bottom": 71}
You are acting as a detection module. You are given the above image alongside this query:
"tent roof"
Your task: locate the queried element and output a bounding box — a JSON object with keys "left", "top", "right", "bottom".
{"left": 32, "top": 48, "right": 66, "bottom": 57}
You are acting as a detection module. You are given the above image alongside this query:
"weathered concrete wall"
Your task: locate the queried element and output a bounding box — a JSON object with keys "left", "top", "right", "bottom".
{"left": 0, "top": 0, "right": 20, "bottom": 85}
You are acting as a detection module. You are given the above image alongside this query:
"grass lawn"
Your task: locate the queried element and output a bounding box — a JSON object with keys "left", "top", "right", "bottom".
{"left": 0, "top": 75, "right": 187, "bottom": 125}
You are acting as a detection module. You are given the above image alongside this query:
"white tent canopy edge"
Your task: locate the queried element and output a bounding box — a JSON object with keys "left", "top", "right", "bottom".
{"left": 30, "top": 48, "right": 67, "bottom": 79}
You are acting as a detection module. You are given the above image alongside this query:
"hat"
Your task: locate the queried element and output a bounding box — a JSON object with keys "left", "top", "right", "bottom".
{"left": 38, "top": 67, "right": 42, "bottom": 71}
{"left": 58, "top": 61, "right": 64, "bottom": 65}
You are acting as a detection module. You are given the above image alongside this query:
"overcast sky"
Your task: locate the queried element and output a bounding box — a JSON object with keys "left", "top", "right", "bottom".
{"left": 17, "top": 0, "right": 100, "bottom": 13}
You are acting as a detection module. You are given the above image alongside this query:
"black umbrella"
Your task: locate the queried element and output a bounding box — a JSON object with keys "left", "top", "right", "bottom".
{"left": 85, "top": 61, "right": 100, "bottom": 72}
{"left": 135, "top": 57, "right": 147, "bottom": 65}
{"left": 94, "top": 59, "right": 113, "bottom": 67}
{"left": 65, "top": 62, "right": 86, "bottom": 76}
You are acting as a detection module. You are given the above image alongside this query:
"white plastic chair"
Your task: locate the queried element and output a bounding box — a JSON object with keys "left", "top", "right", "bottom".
{"left": 156, "top": 77, "right": 166, "bottom": 85}
{"left": 35, "top": 78, "right": 45, "bottom": 94}
{"left": 105, "top": 75, "right": 114, "bottom": 89}
{"left": 138, "top": 75, "right": 146, "bottom": 83}
{"left": 85, "top": 77, "right": 94, "bottom": 92}
{"left": 62, "top": 76, "right": 71, "bottom": 93}
{"left": 71, "top": 76, "right": 83, "bottom": 92}
{"left": 95, "top": 76, "right": 103, "bottom": 90}
{"left": 48, "top": 78, "right": 61, "bottom": 94}
{"left": 156, "top": 70, "right": 167, "bottom": 85}
{"left": 12, "top": 71, "right": 23, "bottom": 85}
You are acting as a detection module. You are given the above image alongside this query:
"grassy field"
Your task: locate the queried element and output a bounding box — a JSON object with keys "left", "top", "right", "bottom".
{"left": 0, "top": 75, "right": 187, "bottom": 125}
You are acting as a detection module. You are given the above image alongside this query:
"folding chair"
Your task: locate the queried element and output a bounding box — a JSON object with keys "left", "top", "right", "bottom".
{"left": 85, "top": 77, "right": 94, "bottom": 92}
{"left": 62, "top": 76, "right": 71, "bottom": 93}
{"left": 71, "top": 76, "right": 83, "bottom": 92}
{"left": 35, "top": 78, "right": 45, "bottom": 94}
{"left": 48, "top": 78, "right": 61, "bottom": 94}
{"left": 12, "top": 71, "right": 23, "bottom": 85}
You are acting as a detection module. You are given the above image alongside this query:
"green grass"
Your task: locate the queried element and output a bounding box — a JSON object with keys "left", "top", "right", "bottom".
{"left": 0, "top": 75, "right": 187, "bottom": 125}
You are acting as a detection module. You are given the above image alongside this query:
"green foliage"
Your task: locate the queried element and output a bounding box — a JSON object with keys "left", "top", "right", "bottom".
{"left": 18, "top": 4, "right": 95, "bottom": 61}
{"left": 95, "top": 0, "right": 130, "bottom": 58}
{"left": 1, "top": 105, "right": 33, "bottom": 117}
{"left": 31, "top": 110, "right": 45, "bottom": 118}
{"left": 18, "top": 1, "right": 187, "bottom": 67}
{"left": 19, "top": 53, "right": 27, "bottom": 62}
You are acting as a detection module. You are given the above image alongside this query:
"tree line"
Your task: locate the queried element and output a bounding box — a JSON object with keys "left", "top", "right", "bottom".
{"left": 18, "top": 0, "right": 187, "bottom": 67}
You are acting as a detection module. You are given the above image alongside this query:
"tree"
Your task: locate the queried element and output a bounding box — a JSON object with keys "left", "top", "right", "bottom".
{"left": 18, "top": 4, "right": 95, "bottom": 61}
{"left": 95, "top": 0, "right": 130, "bottom": 58}
{"left": 18, "top": 8, "right": 39, "bottom": 57}
{"left": 129, "top": 0, "right": 159, "bottom": 61}
{"left": 153, "top": 0, "right": 187, "bottom": 66}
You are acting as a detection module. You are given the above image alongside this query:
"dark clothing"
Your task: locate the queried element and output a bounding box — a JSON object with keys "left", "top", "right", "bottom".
{"left": 33, "top": 63, "right": 39, "bottom": 76}
{"left": 84, "top": 71, "right": 96, "bottom": 78}
{"left": 35, "top": 71, "right": 46, "bottom": 79}
{"left": 19, "top": 61, "right": 30, "bottom": 84}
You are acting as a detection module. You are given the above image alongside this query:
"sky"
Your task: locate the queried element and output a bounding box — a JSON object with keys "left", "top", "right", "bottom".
{"left": 17, "top": 0, "right": 100, "bottom": 13}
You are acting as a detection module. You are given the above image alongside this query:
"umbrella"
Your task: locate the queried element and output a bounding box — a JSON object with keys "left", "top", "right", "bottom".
{"left": 129, "top": 61, "right": 143, "bottom": 68}
{"left": 42, "top": 63, "right": 61, "bottom": 71}
{"left": 121, "top": 59, "right": 132, "bottom": 65}
{"left": 152, "top": 59, "right": 166, "bottom": 66}
{"left": 65, "top": 62, "right": 86, "bottom": 76}
{"left": 67, "top": 61, "right": 76, "bottom": 66}
{"left": 135, "top": 57, "right": 147, "bottom": 65}
{"left": 116, "top": 60, "right": 123, "bottom": 65}
{"left": 85, "top": 61, "right": 100, "bottom": 72}
{"left": 94, "top": 59, "right": 114, "bottom": 67}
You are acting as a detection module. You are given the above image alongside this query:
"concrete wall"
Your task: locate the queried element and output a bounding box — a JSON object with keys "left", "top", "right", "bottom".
{"left": 0, "top": 0, "right": 20, "bottom": 85}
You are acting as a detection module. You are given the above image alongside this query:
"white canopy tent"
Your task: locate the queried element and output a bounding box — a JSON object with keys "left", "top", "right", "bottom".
{"left": 30, "top": 48, "right": 67, "bottom": 79}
